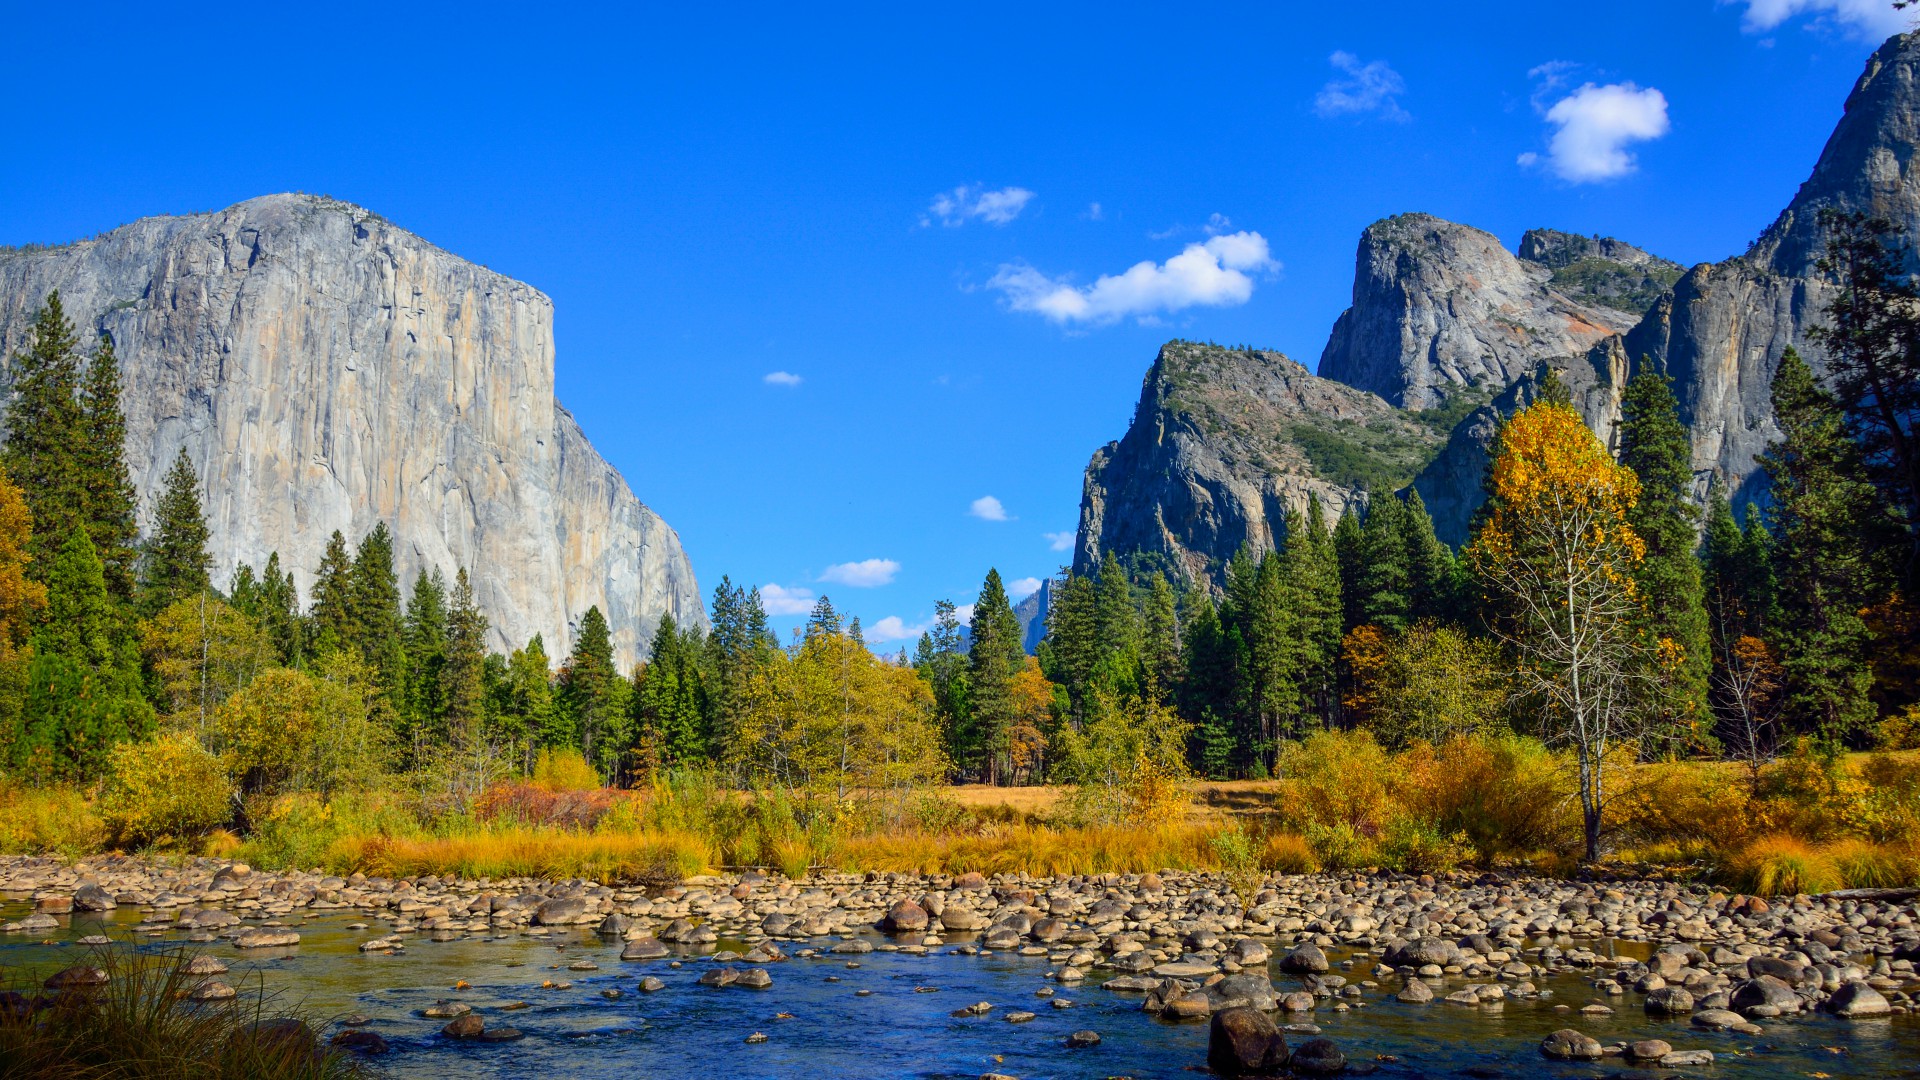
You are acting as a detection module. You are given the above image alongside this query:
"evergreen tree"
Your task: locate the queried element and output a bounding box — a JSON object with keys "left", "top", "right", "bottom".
{"left": 401, "top": 567, "right": 449, "bottom": 756}
{"left": 1808, "top": 210, "right": 1920, "bottom": 579}
{"left": 559, "top": 605, "right": 624, "bottom": 776}
{"left": 1354, "top": 488, "right": 1411, "bottom": 633}
{"left": 1285, "top": 496, "right": 1345, "bottom": 731}
{"left": 1, "top": 294, "right": 86, "bottom": 578}
{"left": 633, "top": 614, "right": 709, "bottom": 768}
{"left": 11, "top": 528, "right": 152, "bottom": 779}
{"left": 1759, "top": 348, "right": 1900, "bottom": 743}
{"left": 77, "top": 333, "right": 138, "bottom": 602}
{"left": 258, "top": 553, "right": 305, "bottom": 667}
{"left": 1618, "top": 367, "right": 1712, "bottom": 731}
{"left": 308, "top": 530, "right": 357, "bottom": 659}
{"left": 1178, "top": 594, "right": 1240, "bottom": 777}
{"left": 138, "top": 448, "right": 212, "bottom": 614}
{"left": 806, "top": 595, "right": 841, "bottom": 638}
{"left": 1333, "top": 508, "right": 1365, "bottom": 633}
{"left": 1400, "top": 487, "right": 1456, "bottom": 623}
{"left": 350, "top": 523, "right": 406, "bottom": 701}
{"left": 1041, "top": 570, "right": 1098, "bottom": 726}
{"left": 1140, "top": 573, "right": 1180, "bottom": 697}
{"left": 441, "top": 567, "right": 490, "bottom": 747}
{"left": 1093, "top": 557, "right": 1141, "bottom": 683}
{"left": 495, "top": 634, "right": 554, "bottom": 770}
{"left": 967, "top": 569, "right": 1021, "bottom": 783}
{"left": 914, "top": 599, "right": 972, "bottom": 772}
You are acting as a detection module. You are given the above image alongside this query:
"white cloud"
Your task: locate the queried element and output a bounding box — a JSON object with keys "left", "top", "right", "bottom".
{"left": 1085, "top": 202, "right": 1104, "bottom": 220}
{"left": 763, "top": 371, "right": 802, "bottom": 387}
{"left": 1044, "top": 530, "right": 1076, "bottom": 552}
{"left": 761, "top": 583, "right": 815, "bottom": 616}
{"left": 988, "top": 231, "right": 1278, "bottom": 326}
{"left": 1007, "top": 577, "right": 1043, "bottom": 601}
{"left": 969, "top": 495, "right": 1011, "bottom": 521}
{"left": 925, "top": 184, "right": 1035, "bottom": 227}
{"left": 865, "top": 615, "right": 927, "bottom": 643}
{"left": 953, "top": 603, "right": 976, "bottom": 626}
{"left": 819, "top": 558, "right": 900, "bottom": 588}
{"left": 1737, "top": 0, "right": 1914, "bottom": 38}
{"left": 1522, "top": 82, "right": 1670, "bottom": 183}
{"left": 1314, "top": 51, "right": 1410, "bottom": 121}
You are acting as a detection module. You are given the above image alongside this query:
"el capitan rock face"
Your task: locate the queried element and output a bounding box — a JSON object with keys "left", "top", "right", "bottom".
{"left": 0, "top": 194, "right": 701, "bottom": 665}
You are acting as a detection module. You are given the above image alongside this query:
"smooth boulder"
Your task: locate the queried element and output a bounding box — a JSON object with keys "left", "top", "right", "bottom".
{"left": 1208, "top": 1007, "right": 1288, "bottom": 1076}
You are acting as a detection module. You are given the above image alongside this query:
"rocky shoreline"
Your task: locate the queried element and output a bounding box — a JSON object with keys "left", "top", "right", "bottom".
{"left": 3, "top": 855, "right": 1916, "bottom": 1073}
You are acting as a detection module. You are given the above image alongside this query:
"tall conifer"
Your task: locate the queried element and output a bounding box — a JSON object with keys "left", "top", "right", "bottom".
{"left": 1618, "top": 368, "right": 1711, "bottom": 730}
{"left": 139, "top": 448, "right": 212, "bottom": 614}
{"left": 78, "top": 334, "right": 138, "bottom": 601}
{"left": 1, "top": 294, "right": 86, "bottom": 578}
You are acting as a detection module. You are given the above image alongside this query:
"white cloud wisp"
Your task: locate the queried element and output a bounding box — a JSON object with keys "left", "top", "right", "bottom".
{"left": 1044, "top": 530, "right": 1075, "bottom": 552}
{"left": 969, "top": 495, "right": 1011, "bottom": 521}
{"left": 1314, "top": 51, "right": 1409, "bottom": 121}
{"left": 760, "top": 583, "right": 815, "bottom": 616}
{"left": 1738, "top": 0, "right": 1914, "bottom": 38}
{"left": 763, "top": 371, "right": 802, "bottom": 387}
{"left": 926, "top": 185, "right": 1035, "bottom": 227}
{"left": 1521, "top": 82, "right": 1669, "bottom": 183}
{"left": 819, "top": 558, "right": 900, "bottom": 588}
{"left": 1007, "top": 577, "right": 1043, "bottom": 602}
{"left": 988, "top": 231, "right": 1277, "bottom": 326}
{"left": 865, "top": 615, "right": 926, "bottom": 643}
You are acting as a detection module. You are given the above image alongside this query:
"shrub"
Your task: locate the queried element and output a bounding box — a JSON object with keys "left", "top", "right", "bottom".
{"left": 1274, "top": 730, "right": 1397, "bottom": 834}
{"left": 1258, "top": 831, "right": 1320, "bottom": 874}
{"left": 1724, "top": 834, "right": 1843, "bottom": 896}
{"left": 1400, "top": 734, "right": 1578, "bottom": 863}
{"left": 1305, "top": 821, "right": 1371, "bottom": 870}
{"left": 0, "top": 776, "right": 105, "bottom": 856}
{"left": 531, "top": 748, "right": 601, "bottom": 792}
{"left": 99, "top": 732, "right": 231, "bottom": 847}
{"left": 1827, "top": 838, "right": 1917, "bottom": 889}
{"left": 474, "top": 780, "right": 614, "bottom": 829}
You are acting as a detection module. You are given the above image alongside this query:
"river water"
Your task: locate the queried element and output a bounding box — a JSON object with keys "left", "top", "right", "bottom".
{"left": 2, "top": 901, "right": 1917, "bottom": 1079}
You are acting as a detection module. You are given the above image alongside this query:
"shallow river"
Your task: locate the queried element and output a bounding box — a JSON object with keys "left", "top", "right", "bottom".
{"left": 2, "top": 901, "right": 1917, "bottom": 1079}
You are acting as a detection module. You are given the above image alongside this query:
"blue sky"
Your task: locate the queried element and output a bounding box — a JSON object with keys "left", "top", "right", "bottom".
{"left": 1, "top": 0, "right": 1913, "bottom": 647}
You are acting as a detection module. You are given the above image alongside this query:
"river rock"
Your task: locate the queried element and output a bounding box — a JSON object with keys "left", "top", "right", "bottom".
{"left": 1661, "top": 1050, "right": 1715, "bottom": 1067}
{"left": 1205, "top": 974, "right": 1280, "bottom": 1012}
{"left": 533, "top": 897, "right": 591, "bottom": 926}
{"left": 1626, "top": 1039, "right": 1672, "bottom": 1060}
{"left": 1064, "top": 1030, "right": 1100, "bottom": 1048}
{"left": 1730, "top": 975, "right": 1801, "bottom": 1015}
{"left": 234, "top": 929, "right": 300, "bottom": 949}
{"left": 1539, "top": 1029, "right": 1602, "bottom": 1061}
{"left": 185, "top": 955, "right": 229, "bottom": 975}
{"left": 884, "top": 900, "right": 929, "bottom": 933}
{"left": 71, "top": 884, "right": 115, "bottom": 911}
{"left": 622, "top": 937, "right": 669, "bottom": 960}
{"left": 1290, "top": 1037, "right": 1346, "bottom": 1075}
{"left": 1825, "top": 980, "right": 1891, "bottom": 1018}
{"left": 1644, "top": 985, "right": 1694, "bottom": 1014}
{"left": 1208, "top": 1006, "right": 1289, "bottom": 1076}
{"left": 44, "top": 965, "right": 108, "bottom": 990}
{"left": 1280, "top": 943, "right": 1329, "bottom": 974}
{"left": 1395, "top": 980, "right": 1433, "bottom": 1004}
{"left": 190, "top": 980, "right": 237, "bottom": 1001}
{"left": 330, "top": 1030, "right": 390, "bottom": 1054}
{"left": 442, "top": 1014, "right": 484, "bottom": 1039}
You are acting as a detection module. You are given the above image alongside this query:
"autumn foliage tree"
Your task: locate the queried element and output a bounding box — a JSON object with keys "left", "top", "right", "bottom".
{"left": 1467, "top": 400, "right": 1648, "bottom": 862}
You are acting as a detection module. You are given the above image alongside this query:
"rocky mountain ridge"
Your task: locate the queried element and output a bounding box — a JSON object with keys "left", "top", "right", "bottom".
{"left": 1076, "top": 30, "right": 1920, "bottom": 582}
{"left": 0, "top": 194, "right": 703, "bottom": 666}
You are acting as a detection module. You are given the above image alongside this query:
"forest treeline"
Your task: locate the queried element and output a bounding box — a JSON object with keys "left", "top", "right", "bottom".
{"left": 0, "top": 211, "right": 1916, "bottom": 866}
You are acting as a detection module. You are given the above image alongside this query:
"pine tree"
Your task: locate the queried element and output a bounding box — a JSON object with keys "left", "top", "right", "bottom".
{"left": 350, "top": 523, "right": 406, "bottom": 701}
{"left": 1286, "top": 496, "right": 1345, "bottom": 731}
{"left": 703, "top": 576, "right": 773, "bottom": 762}
{"left": 914, "top": 599, "right": 972, "bottom": 771}
{"left": 77, "top": 333, "right": 138, "bottom": 602}
{"left": 1178, "top": 594, "right": 1241, "bottom": 777}
{"left": 35, "top": 529, "right": 124, "bottom": 670}
{"left": 1333, "top": 508, "right": 1365, "bottom": 633}
{"left": 634, "top": 613, "right": 709, "bottom": 767}
{"left": 1140, "top": 573, "right": 1180, "bottom": 697}
{"left": 402, "top": 567, "right": 449, "bottom": 756}
{"left": 308, "top": 530, "right": 357, "bottom": 659}
{"left": 1, "top": 294, "right": 86, "bottom": 578}
{"left": 559, "top": 605, "right": 624, "bottom": 776}
{"left": 440, "top": 567, "right": 490, "bottom": 747}
{"left": 258, "top": 553, "right": 304, "bottom": 667}
{"left": 1618, "top": 367, "right": 1711, "bottom": 732}
{"left": 1759, "top": 347, "right": 1900, "bottom": 743}
{"left": 1401, "top": 487, "right": 1456, "bottom": 623}
{"left": 1354, "top": 488, "right": 1411, "bottom": 633}
{"left": 806, "top": 595, "right": 841, "bottom": 638}
{"left": 138, "top": 448, "right": 212, "bottom": 614}
{"left": 1093, "top": 557, "right": 1141, "bottom": 682}
{"left": 967, "top": 569, "right": 1021, "bottom": 784}
{"left": 1041, "top": 570, "right": 1098, "bottom": 726}
{"left": 497, "top": 634, "right": 554, "bottom": 770}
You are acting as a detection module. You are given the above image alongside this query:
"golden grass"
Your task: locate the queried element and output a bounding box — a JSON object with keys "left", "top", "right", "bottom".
{"left": 829, "top": 822, "right": 1226, "bottom": 877}
{"left": 1259, "top": 831, "right": 1320, "bottom": 874}
{"left": 1826, "top": 838, "right": 1918, "bottom": 889}
{"left": 0, "top": 778, "right": 106, "bottom": 857}
{"left": 1724, "top": 834, "right": 1845, "bottom": 896}
{"left": 325, "top": 827, "right": 712, "bottom": 883}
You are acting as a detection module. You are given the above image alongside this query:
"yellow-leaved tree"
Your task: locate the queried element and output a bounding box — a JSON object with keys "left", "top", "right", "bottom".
{"left": 1467, "top": 399, "right": 1647, "bottom": 863}
{"left": 728, "top": 630, "right": 947, "bottom": 801}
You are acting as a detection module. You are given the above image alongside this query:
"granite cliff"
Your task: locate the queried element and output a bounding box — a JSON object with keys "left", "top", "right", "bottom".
{"left": 0, "top": 194, "right": 702, "bottom": 666}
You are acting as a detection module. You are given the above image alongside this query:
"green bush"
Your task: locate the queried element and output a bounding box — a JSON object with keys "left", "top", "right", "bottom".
{"left": 99, "top": 732, "right": 231, "bottom": 847}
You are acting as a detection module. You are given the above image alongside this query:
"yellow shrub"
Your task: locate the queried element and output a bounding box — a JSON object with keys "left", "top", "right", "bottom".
{"left": 1400, "top": 734, "right": 1579, "bottom": 862}
{"left": 1616, "top": 759, "right": 1755, "bottom": 856}
{"left": 1259, "top": 831, "right": 1320, "bottom": 874}
{"left": 531, "top": 748, "right": 601, "bottom": 793}
{"left": 99, "top": 732, "right": 231, "bottom": 848}
{"left": 1274, "top": 730, "right": 1398, "bottom": 833}
{"left": 1827, "top": 838, "right": 1918, "bottom": 889}
{"left": 0, "top": 778, "right": 104, "bottom": 856}
{"left": 1724, "top": 834, "right": 1843, "bottom": 896}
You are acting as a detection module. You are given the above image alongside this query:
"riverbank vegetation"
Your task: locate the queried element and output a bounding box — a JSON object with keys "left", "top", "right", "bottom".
{"left": 1, "top": 215, "right": 1919, "bottom": 894}
{"left": 0, "top": 946, "right": 373, "bottom": 1079}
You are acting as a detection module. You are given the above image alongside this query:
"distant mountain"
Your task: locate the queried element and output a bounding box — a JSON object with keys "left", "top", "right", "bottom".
{"left": 1073, "top": 30, "right": 1920, "bottom": 584}
{"left": 1013, "top": 579, "right": 1050, "bottom": 655}
{"left": 0, "top": 194, "right": 704, "bottom": 666}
